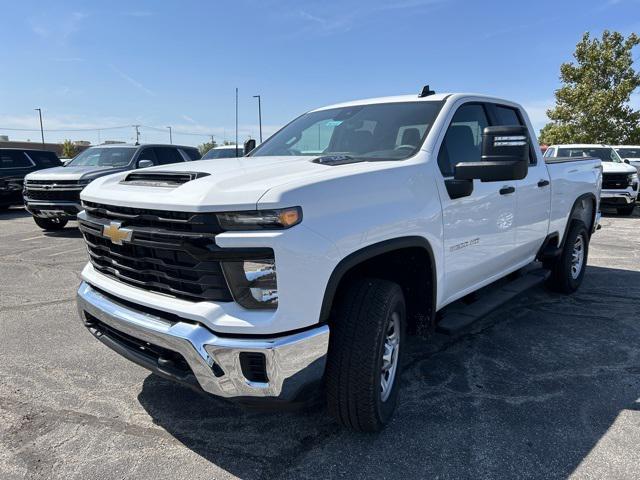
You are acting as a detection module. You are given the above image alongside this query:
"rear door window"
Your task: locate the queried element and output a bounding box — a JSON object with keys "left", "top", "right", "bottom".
{"left": 153, "top": 147, "right": 185, "bottom": 165}
{"left": 25, "top": 151, "right": 61, "bottom": 167}
{"left": 181, "top": 147, "right": 201, "bottom": 161}
{"left": 0, "top": 151, "right": 33, "bottom": 169}
{"left": 490, "top": 104, "right": 535, "bottom": 165}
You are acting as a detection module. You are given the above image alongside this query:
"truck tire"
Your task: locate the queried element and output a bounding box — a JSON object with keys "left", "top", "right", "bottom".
{"left": 617, "top": 205, "right": 635, "bottom": 216}
{"left": 325, "top": 278, "right": 406, "bottom": 432}
{"left": 546, "top": 221, "right": 589, "bottom": 294}
{"left": 33, "top": 216, "right": 68, "bottom": 231}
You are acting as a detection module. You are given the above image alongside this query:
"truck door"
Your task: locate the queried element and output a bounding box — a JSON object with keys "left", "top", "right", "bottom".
{"left": 487, "top": 104, "right": 551, "bottom": 259}
{"left": 436, "top": 103, "right": 519, "bottom": 303}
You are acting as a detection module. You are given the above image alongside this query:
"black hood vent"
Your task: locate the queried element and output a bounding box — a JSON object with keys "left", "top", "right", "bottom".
{"left": 121, "top": 171, "right": 210, "bottom": 187}
{"left": 312, "top": 155, "right": 365, "bottom": 166}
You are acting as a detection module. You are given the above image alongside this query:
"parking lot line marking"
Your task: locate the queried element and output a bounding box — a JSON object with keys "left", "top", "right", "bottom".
{"left": 48, "top": 246, "right": 86, "bottom": 257}
{"left": 20, "top": 235, "right": 44, "bottom": 241}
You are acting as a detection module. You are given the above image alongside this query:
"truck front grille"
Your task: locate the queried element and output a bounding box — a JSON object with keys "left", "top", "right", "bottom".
{"left": 603, "top": 173, "right": 631, "bottom": 190}
{"left": 24, "top": 180, "right": 83, "bottom": 202}
{"left": 78, "top": 203, "right": 235, "bottom": 302}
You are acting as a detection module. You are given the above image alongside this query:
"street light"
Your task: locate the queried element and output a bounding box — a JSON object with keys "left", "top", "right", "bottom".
{"left": 167, "top": 126, "right": 172, "bottom": 144}
{"left": 253, "top": 95, "right": 263, "bottom": 143}
{"left": 34, "top": 108, "right": 44, "bottom": 148}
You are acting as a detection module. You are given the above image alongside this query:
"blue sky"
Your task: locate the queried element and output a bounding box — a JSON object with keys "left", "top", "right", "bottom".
{"left": 1, "top": 0, "right": 639, "bottom": 147}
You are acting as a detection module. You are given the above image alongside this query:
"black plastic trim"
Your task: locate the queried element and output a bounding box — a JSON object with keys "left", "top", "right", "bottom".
{"left": 319, "top": 236, "right": 437, "bottom": 325}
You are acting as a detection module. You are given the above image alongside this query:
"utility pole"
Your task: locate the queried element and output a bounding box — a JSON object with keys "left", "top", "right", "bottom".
{"left": 253, "top": 95, "right": 263, "bottom": 143}
{"left": 133, "top": 125, "right": 141, "bottom": 145}
{"left": 34, "top": 108, "right": 44, "bottom": 148}
{"left": 235, "top": 87, "right": 239, "bottom": 157}
{"left": 166, "top": 126, "right": 172, "bottom": 144}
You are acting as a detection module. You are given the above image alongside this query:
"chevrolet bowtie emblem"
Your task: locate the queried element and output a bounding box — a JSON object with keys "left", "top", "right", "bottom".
{"left": 103, "top": 221, "right": 133, "bottom": 245}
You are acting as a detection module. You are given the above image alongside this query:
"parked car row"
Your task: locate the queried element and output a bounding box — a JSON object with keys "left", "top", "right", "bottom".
{"left": 0, "top": 143, "right": 251, "bottom": 230}
{"left": 544, "top": 143, "right": 639, "bottom": 215}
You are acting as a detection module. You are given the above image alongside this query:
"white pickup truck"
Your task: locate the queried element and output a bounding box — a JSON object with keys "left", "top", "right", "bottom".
{"left": 76, "top": 90, "right": 601, "bottom": 431}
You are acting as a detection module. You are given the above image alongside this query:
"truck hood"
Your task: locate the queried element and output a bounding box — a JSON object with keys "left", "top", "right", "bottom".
{"left": 25, "top": 165, "right": 128, "bottom": 182}
{"left": 601, "top": 162, "right": 636, "bottom": 174}
{"left": 81, "top": 156, "right": 350, "bottom": 211}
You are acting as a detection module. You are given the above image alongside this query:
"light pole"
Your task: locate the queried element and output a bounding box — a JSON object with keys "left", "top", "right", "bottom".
{"left": 34, "top": 108, "right": 44, "bottom": 148}
{"left": 167, "top": 126, "right": 172, "bottom": 144}
{"left": 235, "top": 87, "right": 239, "bottom": 157}
{"left": 253, "top": 95, "right": 263, "bottom": 143}
{"left": 133, "top": 125, "right": 141, "bottom": 144}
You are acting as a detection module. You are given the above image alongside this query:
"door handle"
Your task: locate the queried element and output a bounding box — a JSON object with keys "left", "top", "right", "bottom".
{"left": 537, "top": 179, "right": 550, "bottom": 187}
{"left": 499, "top": 186, "right": 515, "bottom": 195}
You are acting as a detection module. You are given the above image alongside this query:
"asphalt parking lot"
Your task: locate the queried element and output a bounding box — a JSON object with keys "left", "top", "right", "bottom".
{"left": 1, "top": 207, "right": 639, "bottom": 480}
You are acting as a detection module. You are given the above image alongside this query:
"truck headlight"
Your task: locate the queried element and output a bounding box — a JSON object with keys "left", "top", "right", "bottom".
{"left": 217, "top": 207, "right": 302, "bottom": 230}
{"left": 629, "top": 173, "right": 638, "bottom": 187}
{"left": 221, "top": 259, "right": 278, "bottom": 309}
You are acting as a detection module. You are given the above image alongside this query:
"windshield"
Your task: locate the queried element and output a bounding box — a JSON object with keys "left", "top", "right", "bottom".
{"left": 616, "top": 147, "right": 640, "bottom": 159}
{"left": 557, "top": 147, "right": 622, "bottom": 162}
{"left": 67, "top": 147, "right": 136, "bottom": 167}
{"left": 202, "top": 147, "right": 242, "bottom": 159}
{"left": 250, "top": 101, "right": 443, "bottom": 160}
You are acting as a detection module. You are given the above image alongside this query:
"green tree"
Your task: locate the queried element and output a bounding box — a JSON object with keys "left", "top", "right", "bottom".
{"left": 198, "top": 140, "right": 217, "bottom": 155}
{"left": 61, "top": 139, "right": 77, "bottom": 158}
{"left": 539, "top": 31, "right": 640, "bottom": 145}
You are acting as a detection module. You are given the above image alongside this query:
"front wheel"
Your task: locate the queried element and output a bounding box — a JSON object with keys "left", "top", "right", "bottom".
{"left": 33, "top": 216, "right": 68, "bottom": 231}
{"left": 325, "top": 278, "right": 406, "bottom": 432}
{"left": 617, "top": 205, "right": 635, "bottom": 216}
{"left": 545, "top": 222, "right": 589, "bottom": 294}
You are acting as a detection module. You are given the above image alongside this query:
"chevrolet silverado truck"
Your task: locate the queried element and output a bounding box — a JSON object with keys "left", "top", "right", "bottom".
{"left": 23, "top": 143, "right": 201, "bottom": 230}
{"left": 545, "top": 144, "right": 637, "bottom": 215}
{"left": 76, "top": 90, "right": 601, "bottom": 431}
{"left": 0, "top": 148, "right": 61, "bottom": 210}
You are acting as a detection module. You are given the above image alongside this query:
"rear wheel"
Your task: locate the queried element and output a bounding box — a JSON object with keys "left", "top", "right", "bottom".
{"left": 33, "top": 216, "right": 68, "bottom": 231}
{"left": 545, "top": 221, "right": 589, "bottom": 294}
{"left": 617, "top": 205, "right": 635, "bottom": 216}
{"left": 325, "top": 278, "right": 406, "bottom": 432}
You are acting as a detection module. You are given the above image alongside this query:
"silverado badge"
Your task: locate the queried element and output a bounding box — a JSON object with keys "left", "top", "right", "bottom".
{"left": 103, "top": 221, "right": 133, "bottom": 245}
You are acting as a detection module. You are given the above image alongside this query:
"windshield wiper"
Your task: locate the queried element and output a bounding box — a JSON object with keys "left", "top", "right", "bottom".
{"left": 312, "top": 154, "right": 365, "bottom": 166}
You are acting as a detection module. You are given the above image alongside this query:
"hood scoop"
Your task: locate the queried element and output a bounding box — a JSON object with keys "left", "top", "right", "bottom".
{"left": 120, "top": 171, "right": 210, "bottom": 187}
{"left": 312, "top": 155, "right": 365, "bottom": 166}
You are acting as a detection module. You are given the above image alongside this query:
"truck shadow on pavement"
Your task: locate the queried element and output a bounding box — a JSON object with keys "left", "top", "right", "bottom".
{"left": 137, "top": 265, "right": 640, "bottom": 480}
{"left": 0, "top": 207, "right": 30, "bottom": 220}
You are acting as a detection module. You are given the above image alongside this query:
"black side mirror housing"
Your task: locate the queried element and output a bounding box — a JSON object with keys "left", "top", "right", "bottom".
{"left": 454, "top": 125, "right": 529, "bottom": 182}
{"left": 244, "top": 139, "right": 256, "bottom": 156}
{"left": 623, "top": 158, "right": 630, "bottom": 164}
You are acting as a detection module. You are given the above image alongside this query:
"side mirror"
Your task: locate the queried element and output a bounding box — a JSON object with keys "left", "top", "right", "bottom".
{"left": 624, "top": 158, "right": 630, "bottom": 164}
{"left": 137, "top": 159, "right": 154, "bottom": 169}
{"left": 454, "top": 125, "right": 529, "bottom": 182}
{"left": 244, "top": 139, "right": 256, "bottom": 156}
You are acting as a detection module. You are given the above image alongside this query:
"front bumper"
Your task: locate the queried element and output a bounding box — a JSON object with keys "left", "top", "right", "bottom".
{"left": 24, "top": 200, "right": 81, "bottom": 218}
{"left": 600, "top": 189, "right": 638, "bottom": 205}
{"left": 76, "top": 281, "right": 330, "bottom": 402}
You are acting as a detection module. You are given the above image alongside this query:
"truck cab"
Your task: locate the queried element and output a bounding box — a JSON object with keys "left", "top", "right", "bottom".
{"left": 75, "top": 91, "right": 601, "bottom": 431}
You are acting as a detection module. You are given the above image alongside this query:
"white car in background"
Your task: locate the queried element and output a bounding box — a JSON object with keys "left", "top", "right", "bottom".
{"left": 614, "top": 145, "right": 640, "bottom": 173}
{"left": 201, "top": 144, "right": 244, "bottom": 160}
{"left": 545, "top": 144, "right": 638, "bottom": 215}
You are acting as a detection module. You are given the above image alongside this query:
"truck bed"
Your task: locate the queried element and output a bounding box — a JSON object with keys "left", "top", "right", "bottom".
{"left": 546, "top": 156, "right": 601, "bottom": 241}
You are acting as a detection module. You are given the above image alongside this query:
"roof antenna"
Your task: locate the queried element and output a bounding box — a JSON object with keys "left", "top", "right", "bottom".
{"left": 418, "top": 85, "right": 435, "bottom": 98}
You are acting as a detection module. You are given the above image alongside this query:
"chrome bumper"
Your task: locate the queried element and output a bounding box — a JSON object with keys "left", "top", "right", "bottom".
{"left": 76, "top": 282, "right": 329, "bottom": 401}
{"left": 600, "top": 190, "right": 637, "bottom": 204}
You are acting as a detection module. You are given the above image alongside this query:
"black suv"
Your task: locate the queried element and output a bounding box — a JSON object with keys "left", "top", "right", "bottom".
{"left": 23, "top": 143, "right": 201, "bottom": 230}
{"left": 1, "top": 149, "right": 62, "bottom": 210}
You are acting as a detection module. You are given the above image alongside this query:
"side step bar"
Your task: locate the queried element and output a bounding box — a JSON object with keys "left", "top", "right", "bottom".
{"left": 437, "top": 266, "right": 550, "bottom": 335}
